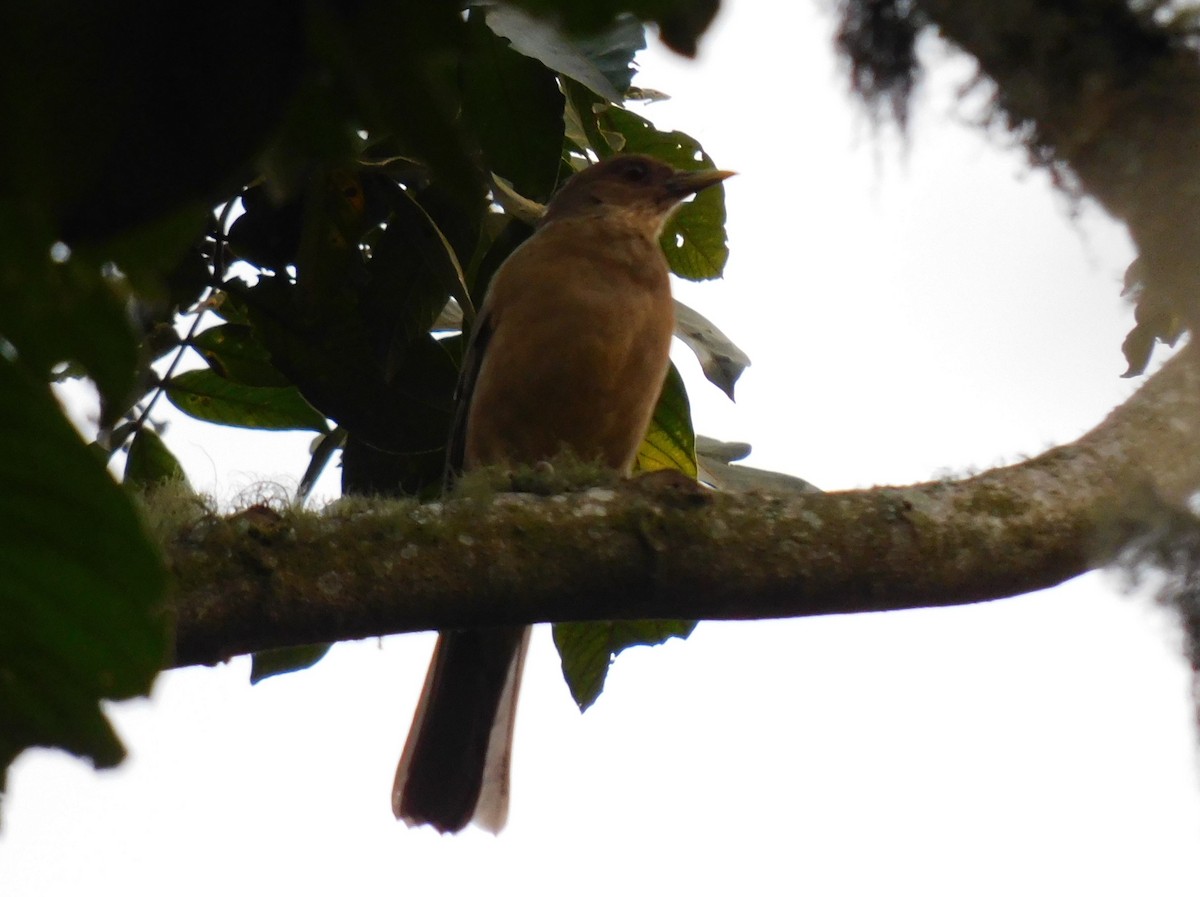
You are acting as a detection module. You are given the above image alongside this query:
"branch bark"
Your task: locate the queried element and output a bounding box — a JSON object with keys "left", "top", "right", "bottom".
{"left": 167, "top": 345, "right": 1200, "bottom": 668}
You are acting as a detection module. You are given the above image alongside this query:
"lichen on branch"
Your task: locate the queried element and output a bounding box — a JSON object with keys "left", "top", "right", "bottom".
{"left": 160, "top": 346, "right": 1200, "bottom": 669}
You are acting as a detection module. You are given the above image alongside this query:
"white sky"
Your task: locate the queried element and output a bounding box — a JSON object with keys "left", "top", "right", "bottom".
{"left": 5, "top": 5, "right": 1200, "bottom": 895}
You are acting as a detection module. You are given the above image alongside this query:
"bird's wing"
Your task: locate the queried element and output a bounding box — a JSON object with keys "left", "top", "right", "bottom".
{"left": 443, "top": 307, "right": 494, "bottom": 487}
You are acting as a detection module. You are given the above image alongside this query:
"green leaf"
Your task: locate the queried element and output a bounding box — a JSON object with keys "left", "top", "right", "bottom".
{"left": 250, "top": 644, "right": 333, "bottom": 684}
{"left": 636, "top": 363, "right": 697, "bottom": 477}
{"left": 297, "top": 428, "right": 347, "bottom": 507}
{"left": 257, "top": 73, "right": 364, "bottom": 202}
{"left": 240, "top": 274, "right": 454, "bottom": 459}
{"left": 7, "top": 10, "right": 304, "bottom": 242}
{"left": 601, "top": 107, "right": 730, "bottom": 280}
{"left": 569, "top": 13, "right": 646, "bottom": 96}
{"left": 553, "top": 619, "right": 697, "bottom": 711}
{"left": 483, "top": 6, "right": 644, "bottom": 103}
{"left": 0, "top": 358, "right": 168, "bottom": 791}
{"left": 462, "top": 9, "right": 567, "bottom": 202}
{"left": 340, "top": 433, "right": 447, "bottom": 499}
{"left": 564, "top": 79, "right": 617, "bottom": 159}
{"left": 124, "top": 428, "right": 189, "bottom": 489}
{"left": 469, "top": 217, "right": 535, "bottom": 300}
{"left": 165, "top": 368, "right": 329, "bottom": 432}
{"left": 307, "top": 1, "right": 481, "bottom": 207}
{"left": 407, "top": 181, "right": 483, "bottom": 309}
{"left": 673, "top": 299, "right": 750, "bottom": 400}
{"left": 695, "top": 435, "right": 822, "bottom": 494}
{"left": 206, "top": 290, "right": 252, "bottom": 325}
{"left": 191, "top": 324, "right": 290, "bottom": 387}
{"left": 361, "top": 181, "right": 471, "bottom": 357}
{"left": 226, "top": 186, "right": 305, "bottom": 272}
{"left": 0, "top": 205, "right": 139, "bottom": 424}
{"left": 501, "top": 0, "right": 718, "bottom": 57}
{"left": 77, "top": 202, "right": 211, "bottom": 304}
{"left": 555, "top": 363, "right": 698, "bottom": 711}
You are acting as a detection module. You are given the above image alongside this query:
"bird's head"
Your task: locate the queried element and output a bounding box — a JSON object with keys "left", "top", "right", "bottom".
{"left": 540, "top": 154, "right": 734, "bottom": 235}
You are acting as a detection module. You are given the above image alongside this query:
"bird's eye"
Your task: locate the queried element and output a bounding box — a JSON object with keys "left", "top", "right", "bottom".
{"left": 622, "top": 161, "right": 649, "bottom": 182}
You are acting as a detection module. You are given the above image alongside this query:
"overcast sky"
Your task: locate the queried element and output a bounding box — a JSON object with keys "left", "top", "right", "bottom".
{"left": 4, "top": 5, "right": 1200, "bottom": 895}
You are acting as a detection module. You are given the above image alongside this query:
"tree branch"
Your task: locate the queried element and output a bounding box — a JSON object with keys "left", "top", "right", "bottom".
{"left": 166, "top": 345, "right": 1200, "bottom": 668}
{"left": 914, "top": 0, "right": 1200, "bottom": 324}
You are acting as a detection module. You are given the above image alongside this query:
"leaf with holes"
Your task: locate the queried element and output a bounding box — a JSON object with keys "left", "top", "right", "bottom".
{"left": 602, "top": 107, "right": 730, "bottom": 281}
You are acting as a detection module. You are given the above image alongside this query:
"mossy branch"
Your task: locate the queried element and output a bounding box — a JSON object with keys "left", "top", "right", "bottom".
{"left": 162, "top": 346, "right": 1200, "bottom": 669}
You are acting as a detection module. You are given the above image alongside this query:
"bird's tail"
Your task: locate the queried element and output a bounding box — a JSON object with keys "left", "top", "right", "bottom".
{"left": 392, "top": 626, "right": 530, "bottom": 834}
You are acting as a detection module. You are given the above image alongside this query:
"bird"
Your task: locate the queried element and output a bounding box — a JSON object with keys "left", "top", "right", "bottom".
{"left": 391, "top": 153, "right": 734, "bottom": 834}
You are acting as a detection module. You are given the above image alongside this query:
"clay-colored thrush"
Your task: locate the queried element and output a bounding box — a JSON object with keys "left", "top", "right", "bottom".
{"left": 392, "top": 154, "right": 733, "bottom": 834}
